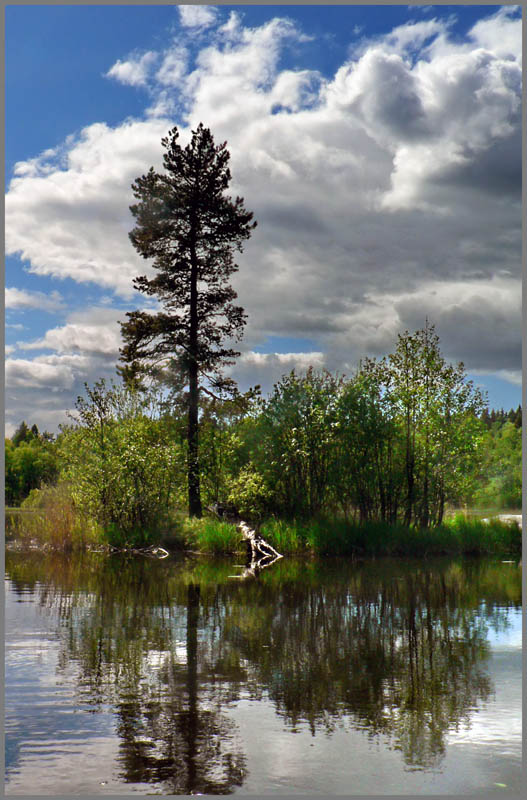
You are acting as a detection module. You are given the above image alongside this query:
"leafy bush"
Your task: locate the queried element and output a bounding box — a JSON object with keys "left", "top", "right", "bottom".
{"left": 5, "top": 432, "right": 59, "bottom": 506}
{"left": 58, "top": 380, "right": 185, "bottom": 546}
{"left": 227, "top": 466, "right": 272, "bottom": 520}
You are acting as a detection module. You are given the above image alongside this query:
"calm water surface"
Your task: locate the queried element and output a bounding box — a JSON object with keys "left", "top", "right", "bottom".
{"left": 5, "top": 551, "right": 522, "bottom": 795}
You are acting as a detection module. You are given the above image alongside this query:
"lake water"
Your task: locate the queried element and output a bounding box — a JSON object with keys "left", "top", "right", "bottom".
{"left": 5, "top": 551, "right": 522, "bottom": 795}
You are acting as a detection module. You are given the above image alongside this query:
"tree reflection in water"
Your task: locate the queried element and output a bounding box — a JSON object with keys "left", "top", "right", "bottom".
{"left": 6, "top": 552, "right": 521, "bottom": 790}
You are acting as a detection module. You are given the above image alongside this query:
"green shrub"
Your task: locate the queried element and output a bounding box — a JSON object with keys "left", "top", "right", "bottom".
{"left": 58, "top": 381, "right": 185, "bottom": 546}
{"left": 17, "top": 482, "right": 102, "bottom": 551}
{"left": 227, "top": 466, "right": 272, "bottom": 520}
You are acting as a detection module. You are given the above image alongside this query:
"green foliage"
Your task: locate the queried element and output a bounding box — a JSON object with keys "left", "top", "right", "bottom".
{"left": 331, "top": 372, "right": 403, "bottom": 523}
{"left": 220, "top": 325, "right": 486, "bottom": 527}
{"left": 179, "top": 517, "right": 244, "bottom": 554}
{"left": 469, "top": 421, "right": 521, "bottom": 509}
{"left": 360, "top": 323, "right": 485, "bottom": 527}
{"left": 16, "top": 482, "right": 101, "bottom": 550}
{"left": 7, "top": 324, "right": 518, "bottom": 551}
{"left": 253, "top": 368, "right": 343, "bottom": 518}
{"left": 5, "top": 426, "right": 59, "bottom": 506}
{"left": 198, "top": 387, "right": 262, "bottom": 508}
{"left": 481, "top": 405, "right": 522, "bottom": 429}
{"left": 58, "top": 380, "right": 185, "bottom": 546}
{"left": 227, "top": 466, "right": 272, "bottom": 520}
{"left": 119, "top": 123, "right": 256, "bottom": 517}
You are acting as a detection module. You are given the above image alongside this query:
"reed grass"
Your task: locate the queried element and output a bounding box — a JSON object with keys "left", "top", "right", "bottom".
{"left": 12, "top": 483, "right": 102, "bottom": 551}
{"left": 257, "top": 513, "right": 521, "bottom": 558}
{"left": 180, "top": 517, "right": 244, "bottom": 554}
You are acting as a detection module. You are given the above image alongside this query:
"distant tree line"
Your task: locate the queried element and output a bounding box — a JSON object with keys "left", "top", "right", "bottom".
{"left": 480, "top": 405, "right": 522, "bottom": 429}
{"left": 470, "top": 405, "right": 522, "bottom": 510}
{"left": 5, "top": 422, "right": 58, "bottom": 507}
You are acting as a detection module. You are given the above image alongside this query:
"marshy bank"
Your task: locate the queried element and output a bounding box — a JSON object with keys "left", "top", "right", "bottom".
{"left": 6, "top": 499, "right": 521, "bottom": 560}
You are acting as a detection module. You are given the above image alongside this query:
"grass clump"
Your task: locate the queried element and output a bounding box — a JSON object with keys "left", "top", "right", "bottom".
{"left": 256, "top": 514, "right": 521, "bottom": 558}
{"left": 440, "top": 513, "right": 521, "bottom": 556}
{"left": 259, "top": 519, "right": 307, "bottom": 554}
{"left": 180, "top": 517, "right": 244, "bottom": 554}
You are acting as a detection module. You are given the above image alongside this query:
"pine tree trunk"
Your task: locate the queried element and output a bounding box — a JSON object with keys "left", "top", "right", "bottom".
{"left": 188, "top": 241, "right": 202, "bottom": 518}
{"left": 188, "top": 360, "right": 202, "bottom": 518}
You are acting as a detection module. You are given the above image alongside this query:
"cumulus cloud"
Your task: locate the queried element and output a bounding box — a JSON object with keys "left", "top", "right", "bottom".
{"left": 6, "top": 287, "right": 65, "bottom": 312}
{"left": 491, "top": 369, "right": 522, "bottom": 387}
{"left": 6, "top": 358, "right": 77, "bottom": 391}
{"left": 227, "top": 351, "right": 327, "bottom": 393}
{"left": 105, "top": 51, "right": 157, "bottom": 87}
{"left": 5, "top": 307, "right": 129, "bottom": 432}
{"left": 20, "top": 319, "right": 123, "bottom": 357}
{"left": 6, "top": 117, "right": 172, "bottom": 294}
{"left": 319, "top": 274, "right": 522, "bottom": 373}
{"left": 469, "top": 5, "right": 521, "bottom": 59}
{"left": 5, "top": 8, "right": 521, "bottom": 428}
{"left": 155, "top": 46, "right": 188, "bottom": 86}
{"left": 178, "top": 5, "right": 218, "bottom": 30}
{"left": 5, "top": 350, "right": 122, "bottom": 436}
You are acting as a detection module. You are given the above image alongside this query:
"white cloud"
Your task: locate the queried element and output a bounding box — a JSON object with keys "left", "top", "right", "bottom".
{"left": 18, "top": 307, "right": 126, "bottom": 357}
{"left": 5, "top": 347, "right": 122, "bottom": 435}
{"left": 472, "top": 368, "right": 522, "bottom": 389}
{"left": 155, "top": 46, "right": 188, "bottom": 86}
{"left": 5, "top": 8, "right": 521, "bottom": 428}
{"left": 5, "top": 287, "right": 65, "bottom": 312}
{"left": 469, "top": 5, "right": 521, "bottom": 60}
{"left": 20, "top": 323, "right": 122, "bottom": 357}
{"left": 105, "top": 51, "right": 157, "bottom": 87}
{"left": 178, "top": 5, "right": 218, "bottom": 30}
{"left": 228, "top": 351, "right": 326, "bottom": 393}
{"left": 492, "top": 370, "right": 522, "bottom": 387}
{"left": 5, "top": 358, "right": 77, "bottom": 391}
{"left": 6, "top": 118, "right": 171, "bottom": 295}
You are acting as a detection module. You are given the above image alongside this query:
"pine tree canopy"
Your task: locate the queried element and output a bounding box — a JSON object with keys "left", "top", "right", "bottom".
{"left": 119, "top": 123, "right": 256, "bottom": 391}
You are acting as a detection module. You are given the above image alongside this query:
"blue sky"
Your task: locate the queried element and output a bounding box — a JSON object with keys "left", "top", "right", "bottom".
{"left": 5, "top": 5, "right": 522, "bottom": 433}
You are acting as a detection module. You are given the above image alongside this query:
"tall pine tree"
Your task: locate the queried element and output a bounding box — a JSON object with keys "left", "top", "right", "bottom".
{"left": 119, "top": 124, "right": 256, "bottom": 517}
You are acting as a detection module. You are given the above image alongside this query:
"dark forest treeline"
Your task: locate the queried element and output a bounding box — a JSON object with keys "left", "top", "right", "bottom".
{"left": 481, "top": 405, "right": 522, "bottom": 428}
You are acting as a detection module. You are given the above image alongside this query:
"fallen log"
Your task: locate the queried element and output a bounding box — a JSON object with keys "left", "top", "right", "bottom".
{"left": 206, "top": 504, "right": 283, "bottom": 566}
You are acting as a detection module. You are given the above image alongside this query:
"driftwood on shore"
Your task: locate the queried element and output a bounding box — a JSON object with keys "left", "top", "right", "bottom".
{"left": 206, "top": 504, "right": 283, "bottom": 578}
